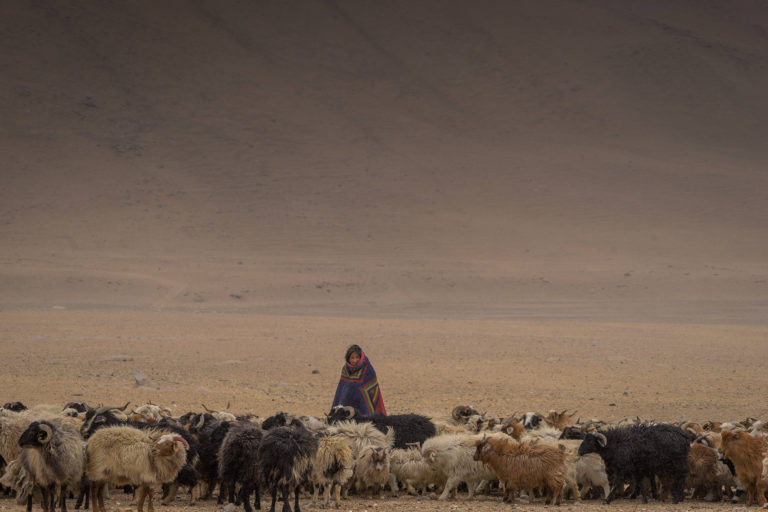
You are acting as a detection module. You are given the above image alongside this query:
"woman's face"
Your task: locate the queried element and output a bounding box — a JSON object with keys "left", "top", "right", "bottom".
{"left": 348, "top": 352, "right": 361, "bottom": 366}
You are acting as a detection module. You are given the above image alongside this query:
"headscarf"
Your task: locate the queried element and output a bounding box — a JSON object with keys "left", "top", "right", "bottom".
{"left": 332, "top": 345, "right": 386, "bottom": 416}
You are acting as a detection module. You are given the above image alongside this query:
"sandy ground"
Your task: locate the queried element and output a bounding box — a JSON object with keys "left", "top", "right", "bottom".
{"left": 1, "top": 1, "right": 768, "bottom": 510}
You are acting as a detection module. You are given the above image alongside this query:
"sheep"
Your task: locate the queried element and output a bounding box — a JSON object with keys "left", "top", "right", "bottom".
{"left": 258, "top": 419, "right": 318, "bottom": 512}
{"left": 578, "top": 424, "right": 691, "bottom": 504}
{"left": 421, "top": 432, "right": 499, "bottom": 500}
{"left": 326, "top": 406, "right": 436, "bottom": 449}
{"left": 473, "top": 435, "right": 566, "bottom": 505}
{"left": 685, "top": 442, "right": 721, "bottom": 501}
{"left": 79, "top": 406, "right": 199, "bottom": 507}
{"left": 2, "top": 401, "right": 28, "bottom": 412}
{"left": 17, "top": 419, "right": 85, "bottom": 512}
{"left": 389, "top": 447, "right": 445, "bottom": 496}
{"left": 326, "top": 420, "right": 395, "bottom": 458}
{"left": 1, "top": 457, "right": 37, "bottom": 506}
{"left": 86, "top": 426, "right": 189, "bottom": 512}
{"left": 719, "top": 429, "right": 767, "bottom": 506}
{"left": 310, "top": 434, "right": 354, "bottom": 508}
{"left": 521, "top": 425, "right": 564, "bottom": 443}
{"left": 574, "top": 452, "right": 610, "bottom": 500}
{"left": 325, "top": 420, "right": 397, "bottom": 496}
{"left": 352, "top": 446, "right": 390, "bottom": 498}
{"left": 218, "top": 422, "right": 263, "bottom": 512}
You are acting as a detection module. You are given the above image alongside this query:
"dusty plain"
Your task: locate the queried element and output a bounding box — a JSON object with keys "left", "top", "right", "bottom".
{"left": 2, "top": 0, "right": 768, "bottom": 510}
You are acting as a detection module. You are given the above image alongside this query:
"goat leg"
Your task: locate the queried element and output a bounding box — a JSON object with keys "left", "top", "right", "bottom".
{"left": 60, "top": 484, "right": 68, "bottom": 512}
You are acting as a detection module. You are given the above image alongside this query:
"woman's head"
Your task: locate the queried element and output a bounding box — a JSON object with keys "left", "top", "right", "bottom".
{"left": 345, "top": 344, "right": 363, "bottom": 366}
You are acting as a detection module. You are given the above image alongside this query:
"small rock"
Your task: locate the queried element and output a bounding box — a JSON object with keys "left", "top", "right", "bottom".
{"left": 608, "top": 403, "right": 617, "bottom": 407}
{"left": 223, "top": 504, "right": 236, "bottom": 512}
{"left": 311, "top": 369, "right": 320, "bottom": 374}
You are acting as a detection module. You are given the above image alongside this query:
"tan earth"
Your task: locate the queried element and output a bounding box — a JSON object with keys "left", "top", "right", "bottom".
{"left": 1, "top": 1, "right": 767, "bottom": 511}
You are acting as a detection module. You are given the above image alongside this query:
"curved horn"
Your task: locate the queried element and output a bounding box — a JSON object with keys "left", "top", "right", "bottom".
{"left": 343, "top": 406, "right": 355, "bottom": 418}
{"left": 201, "top": 404, "right": 217, "bottom": 413}
{"left": 117, "top": 401, "right": 130, "bottom": 411}
{"left": 451, "top": 405, "right": 465, "bottom": 421}
{"left": 595, "top": 433, "right": 608, "bottom": 447}
{"left": 194, "top": 414, "right": 206, "bottom": 431}
{"left": 226, "top": 402, "right": 231, "bottom": 410}
{"left": 38, "top": 423, "right": 53, "bottom": 444}
{"left": 93, "top": 404, "right": 127, "bottom": 416}
{"left": 172, "top": 436, "right": 189, "bottom": 449}
{"left": 160, "top": 408, "right": 172, "bottom": 418}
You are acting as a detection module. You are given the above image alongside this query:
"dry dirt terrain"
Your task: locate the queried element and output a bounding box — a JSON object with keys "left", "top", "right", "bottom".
{"left": 1, "top": 0, "right": 767, "bottom": 511}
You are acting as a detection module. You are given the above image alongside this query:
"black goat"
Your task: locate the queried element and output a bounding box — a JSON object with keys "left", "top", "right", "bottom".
{"left": 2, "top": 401, "right": 27, "bottom": 412}
{"left": 578, "top": 423, "right": 691, "bottom": 504}
{"left": 219, "top": 423, "right": 264, "bottom": 512}
{"left": 258, "top": 420, "right": 317, "bottom": 512}
{"left": 262, "top": 412, "right": 293, "bottom": 431}
{"left": 326, "top": 406, "right": 435, "bottom": 449}
{"left": 194, "top": 418, "right": 235, "bottom": 502}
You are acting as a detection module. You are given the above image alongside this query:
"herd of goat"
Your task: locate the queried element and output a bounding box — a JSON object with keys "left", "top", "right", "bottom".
{"left": 1, "top": 401, "right": 768, "bottom": 512}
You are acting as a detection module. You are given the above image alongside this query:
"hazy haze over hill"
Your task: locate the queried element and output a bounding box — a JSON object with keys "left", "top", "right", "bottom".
{"left": 1, "top": 0, "right": 767, "bottom": 322}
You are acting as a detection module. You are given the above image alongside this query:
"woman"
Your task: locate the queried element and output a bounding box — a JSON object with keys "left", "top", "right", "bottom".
{"left": 331, "top": 344, "right": 386, "bottom": 416}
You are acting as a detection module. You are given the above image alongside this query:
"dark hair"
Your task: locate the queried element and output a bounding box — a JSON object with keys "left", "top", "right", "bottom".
{"left": 345, "top": 344, "right": 362, "bottom": 363}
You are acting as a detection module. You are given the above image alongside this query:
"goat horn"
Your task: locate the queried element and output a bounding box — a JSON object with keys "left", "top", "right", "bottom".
{"left": 118, "top": 401, "right": 130, "bottom": 411}
{"left": 226, "top": 402, "right": 231, "bottom": 410}
{"left": 343, "top": 406, "right": 355, "bottom": 418}
{"left": 38, "top": 423, "right": 53, "bottom": 443}
{"left": 172, "top": 436, "right": 189, "bottom": 449}
{"left": 451, "top": 406, "right": 465, "bottom": 421}
{"left": 201, "top": 404, "right": 216, "bottom": 413}
{"left": 194, "top": 414, "right": 206, "bottom": 431}
{"left": 93, "top": 404, "right": 126, "bottom": 415}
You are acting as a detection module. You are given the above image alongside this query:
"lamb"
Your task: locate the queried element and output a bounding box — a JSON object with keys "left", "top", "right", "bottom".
{"left": 218, "top": 422, "right": 263, "bottom": 512}
{"left": 86, "top": 426, "right": 189, "bottom": 512}
{"left": 352, "top": 446, "right": 390, "bottom": 498}
{"left": 578, "top": 424, "right": 691, "bottom": 504}
{"left": 719, "top": 429, "right": 767, "bottom": 506}
{"left": 474, "top": 435, "right": 566, "bottom": 504}
{"left": 310, "top": 434, "right": 354, "bottom": 508}
{"left": 17, "top": 419, "right": 85, "bottom": 512}
{"left": 421, "top": 432, "right": 499, "bottom": 500}
{"left": 389, "top": 447, "right": 444, "bottom": 496}
{"left": 326, "top": 406, "right": 436, "bottom": 449}
{"left": 258, "top": 419, "right": 318, "bottom": 512}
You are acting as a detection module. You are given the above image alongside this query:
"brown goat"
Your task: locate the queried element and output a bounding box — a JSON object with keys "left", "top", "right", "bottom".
{"left": 719, "top": 430, "right": 767, "bottom": 506}
{"left": 544, "top": 409, "right": 578, "bottom": 430}
{"left": 473, "top": 436, "right": 565, "bottom": 505}
{"left": 685, "top": 442, "right": 721, "bottom": 501}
